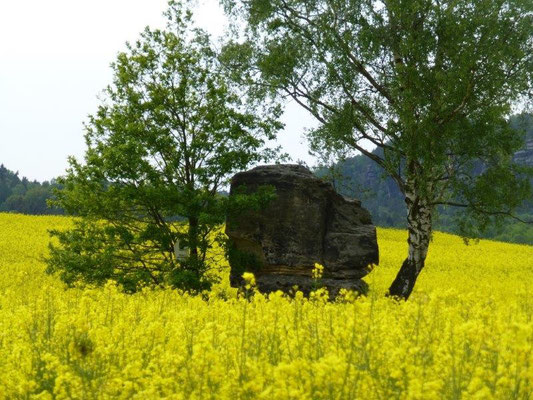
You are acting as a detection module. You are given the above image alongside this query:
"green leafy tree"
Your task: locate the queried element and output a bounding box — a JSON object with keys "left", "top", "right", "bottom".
{"left": 222, "top": 0, "right": 533, "bottom": 299}
{"left": 0, "top": 164, "right": 21, "bottom": 204}
{"left": 0, "top": 165, "right": 63, "bottom": 215}
{"left": 47, "top": 1, "right": 282, "bottom": 293}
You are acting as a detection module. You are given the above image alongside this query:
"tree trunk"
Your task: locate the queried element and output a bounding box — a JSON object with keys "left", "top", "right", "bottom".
{"left": 188, "top": 216, "right": 199, "bottom": 258}
{"left": 387, "top": 190, "right": 433, "bottom": 300}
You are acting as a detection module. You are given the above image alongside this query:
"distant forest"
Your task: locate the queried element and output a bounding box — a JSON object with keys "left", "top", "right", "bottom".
{"left": 2, "top": 114, "right": 532, "bottom": 244}
{"left": 0, "top": 165, "right": 63, "bottom": 215}
{"left": 319, "top": 114, "right": 533, "bottom": 245}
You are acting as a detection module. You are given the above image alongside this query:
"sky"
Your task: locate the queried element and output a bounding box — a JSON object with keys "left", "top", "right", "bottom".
{"left": 0, "top": 0, "right": 317, "bottom": 182}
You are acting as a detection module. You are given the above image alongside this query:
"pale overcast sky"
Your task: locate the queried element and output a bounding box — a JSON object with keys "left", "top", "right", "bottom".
{"left": 0, "top": 0, "right": 317, "bottom": 182}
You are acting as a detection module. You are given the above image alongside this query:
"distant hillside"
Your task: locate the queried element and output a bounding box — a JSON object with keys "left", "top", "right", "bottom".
{"left": 0, "top": 165, "right": 63, "bottom": 215}
{"left": 513, "top": 115, "right": 533, "bottom": 166}
{"left": 318, "top": 114, "right": 533, "bottom": 245}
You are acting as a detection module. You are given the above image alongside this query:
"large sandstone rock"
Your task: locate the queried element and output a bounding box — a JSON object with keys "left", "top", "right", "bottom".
{"left": 226, "top": 164, "right": 379, "bottom": 296}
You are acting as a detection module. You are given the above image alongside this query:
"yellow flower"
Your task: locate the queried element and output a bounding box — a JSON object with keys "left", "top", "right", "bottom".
{"left": 312, "top": 263, "right": 324, "bottom": 279}
{"left": 242, "top": 272, "right": 256, "bottom": 289}
{"left": 0, "top": 214, "right": 532, "bottom": 399}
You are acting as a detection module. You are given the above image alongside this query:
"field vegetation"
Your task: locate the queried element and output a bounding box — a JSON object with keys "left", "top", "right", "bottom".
{"left": 1, "top": 213, "right": 533, "bottom": 399}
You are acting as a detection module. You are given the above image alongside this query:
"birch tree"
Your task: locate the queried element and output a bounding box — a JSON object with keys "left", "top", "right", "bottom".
{"left": 221, "top": 0, "right": 533, "bottom": 299}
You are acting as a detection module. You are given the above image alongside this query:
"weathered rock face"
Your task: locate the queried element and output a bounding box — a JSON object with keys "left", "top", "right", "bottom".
{"left": 226, "top": 164, "right": 379, "bottom": 296}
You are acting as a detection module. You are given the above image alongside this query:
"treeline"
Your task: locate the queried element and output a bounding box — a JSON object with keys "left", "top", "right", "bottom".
{"left": 3, "top": 111, "right": 532, "bottom": 244}
{"left": 320, "top": 114, "right": 533, "bottom": 245}
{"left": 0, "top": 165, "right": 63, "bottom": 215}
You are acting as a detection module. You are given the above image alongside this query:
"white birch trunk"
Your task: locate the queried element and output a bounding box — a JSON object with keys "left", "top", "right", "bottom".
{"left": 387, "top": 185, "right": 433, "bottom": 299}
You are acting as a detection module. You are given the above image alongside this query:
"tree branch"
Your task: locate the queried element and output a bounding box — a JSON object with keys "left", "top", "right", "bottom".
{"left": 431, "top": 201, "right": 533, "bottom": 224}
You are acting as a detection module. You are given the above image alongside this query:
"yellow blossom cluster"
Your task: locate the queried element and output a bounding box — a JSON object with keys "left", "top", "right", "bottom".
{"left": 242, "top": 272, "right": 256, "bottom": 289}
{"left": 312, "top": 263, "right": 325, "bottom": 280}
{"left": 0, "top": 213, "right": 532, "bottom": 399}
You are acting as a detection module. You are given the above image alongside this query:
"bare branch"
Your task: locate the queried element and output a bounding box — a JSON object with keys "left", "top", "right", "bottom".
{"left": 431, "top": 201, "right": 533, "bottom": 224}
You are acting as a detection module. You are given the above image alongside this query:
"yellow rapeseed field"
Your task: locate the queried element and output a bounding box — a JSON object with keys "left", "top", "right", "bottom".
{"left": 1, "top": 213, "right": 532, "bottom": 399}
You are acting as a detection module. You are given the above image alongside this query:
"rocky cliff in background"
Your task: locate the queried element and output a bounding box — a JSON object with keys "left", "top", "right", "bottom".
{"left": 226, "top": 164, "right": 379, "bottom": 296}
{"left": 321, "top": 114, "right": 533, "bottom": 244}
{"left": 514, "top": 135, "right": 533, "bottom": 166}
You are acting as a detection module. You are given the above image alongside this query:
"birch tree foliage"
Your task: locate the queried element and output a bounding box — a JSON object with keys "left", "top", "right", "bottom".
{"left": 221, "top": 0, "right": 533, "bottom": 299}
